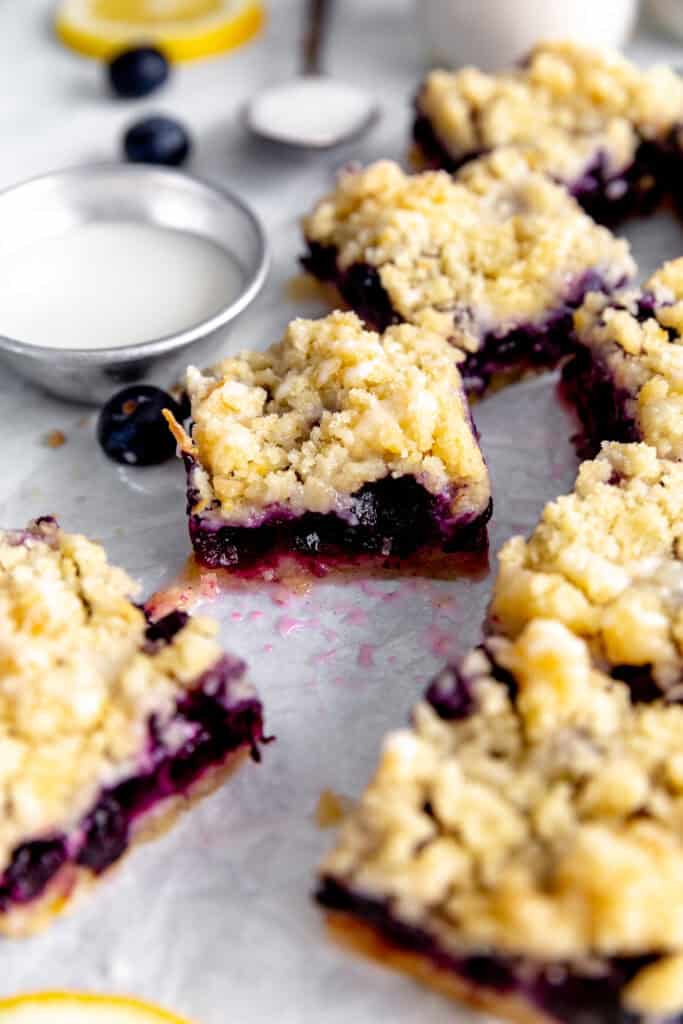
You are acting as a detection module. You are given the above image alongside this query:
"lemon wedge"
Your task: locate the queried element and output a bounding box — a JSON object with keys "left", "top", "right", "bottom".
{"left": 55, "top": 0, "right": 265, "bottom": 61}
{"left": 0, "top": 992, "right": 194, "bottom": 1024}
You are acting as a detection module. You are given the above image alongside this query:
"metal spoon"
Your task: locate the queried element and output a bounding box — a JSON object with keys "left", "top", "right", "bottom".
{"left": 245, "top": 0, "right": 380, "bottom": 149}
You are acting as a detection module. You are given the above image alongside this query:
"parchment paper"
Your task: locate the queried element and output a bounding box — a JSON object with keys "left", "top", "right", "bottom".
{"left": 1, "top": 3, "right": 683, "bottom": 1021}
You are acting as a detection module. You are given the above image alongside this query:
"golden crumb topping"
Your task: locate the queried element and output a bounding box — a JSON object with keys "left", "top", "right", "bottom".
{"left": 322, "top": 620, "right": 683, "bottom": 1004}
{"left": 490, "top": 443, "right": 683, "bottom": 690}
{"left": 574, "top": 259, "right": 683, "bottom": 461}
{"left": 303, "top": 156, "right": 634, "bottom": 353}
{"left": 417, "top": 39, "right": 683, "bottom": 183}
{"left": 0, "top": 519, "right": 226, "bottom": 872}
{"left": 178, "top": 311, "right": 490, "bottom": 524}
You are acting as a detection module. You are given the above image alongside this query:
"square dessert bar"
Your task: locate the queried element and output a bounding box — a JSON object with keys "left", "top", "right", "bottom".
{"left": 490, "top": 442, "right": 683, "bottom": 701}
{"left": 165, "top": 311, "right": 491, "bottom": 577}
{"left": 413, "top": 40, "right": 683, "bottom": 222}
{"left": 565, "top": 258, "right": 683, "bottom": 461}
{"left": 0, "top": 518, "right": 265, "bottom": 937}
{"left": 301, "top": 154, "right": 634, "bottom": 394}
{"left": 319, "top": 620, "right": 683, "bottom": 1024}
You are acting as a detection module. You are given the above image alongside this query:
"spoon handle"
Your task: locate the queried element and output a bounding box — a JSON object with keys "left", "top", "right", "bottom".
{"left": 302, "top": 0, "right": 332, "bottom": 75}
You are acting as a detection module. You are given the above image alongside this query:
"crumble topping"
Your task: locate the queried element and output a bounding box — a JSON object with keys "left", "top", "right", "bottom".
{"left": 574, "top": 259, "right": 683, "bottom": 460}
{"left": 175, "top": 311, "right": 490, "bottom": 524}
{"left": 490, "top": 443, "right": 683, "bottom": 690}
{"left": 321, "top": 620, "right": 683, "bottom": 1012}
{"left": 0, "top": 519, "right": 226, "bottom": 872}
{"left": 302, "top": 156, "right": 634, "bottom": 353}
{"left": 416, "top": 39, "right": 683, "bottom": 183}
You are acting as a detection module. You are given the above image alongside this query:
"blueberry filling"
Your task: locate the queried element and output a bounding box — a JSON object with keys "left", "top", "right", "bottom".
{"left": 188, "top": 474, "right": 492, "bottom": 572}
{"left": 302, "top": 242, "right": 611, "bottom": 396}
{"left": 317, "top": 879, "right": 654, "bottom": 1024}
{"left": 77, "top": 676, "right": 264, "bottom": 874}
{"left": 412, "top": 111, "right": 669, "bottom": 225}
{"left": 0, "top": 653, "right": 265, "bottom": 913}
{"left": 566, "top": 141, "right": 668, "bottom": 225}
{"left": 561, "top": 346, "right": 640, "bottom": 460}
{"left": 144, "top": 609, "right": 190, "bottom": 652}
{"left": 611, "top": 665, "right": 663, "bottom": 704}
{"left": 0, "top": 840, "right": 68, "bottom": 909}
{"left": 412, "top": 112, "right": 486, "bottom": 175}
{"left": 461, "top": 307, "right": 577, "bottom": 396}
{"left": 301, "top": 243, "right": 400, "bottom": 333}
{"left": 424, "top": 666, "right": 475, "bottom": 720}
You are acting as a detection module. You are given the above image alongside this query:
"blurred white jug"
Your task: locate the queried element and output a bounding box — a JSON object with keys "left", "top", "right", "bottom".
{"left": 417, "top": 0, "right": 638, "bottom": 70}
{"left": 648, "top": 0, "right": 683, "bottom": 39}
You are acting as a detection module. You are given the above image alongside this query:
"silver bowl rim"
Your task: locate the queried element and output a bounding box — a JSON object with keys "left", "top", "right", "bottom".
{"left": 0, "top": 162, "right": 270, "bottom": 365}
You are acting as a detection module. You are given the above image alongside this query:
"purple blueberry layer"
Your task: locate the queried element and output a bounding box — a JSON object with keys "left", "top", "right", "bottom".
{"left": 412, "top": 112, "right": 486, "bottom": 174}
{"left": 301, "top": 242, "right": 616, "bottom": 395}
{"left": 317, "top": 877, "right": 653, "bottom": 1024}
{"left": 317, "top": 659, "right": 667, "bottom": 1024}
{"left": 301, "top": 243, "right": 400, "bottom": 335}
{"left": 561, "top": 342, "right": 640, "bottom": 460}
{"left": 566, "top": 141, "right": 668, "bottom": 225}
{"left": 0, "top": 612, "right": 265, "bottom": 915}
{"left": 186, "top": 470, "right": 492, "bottom": 573}
{"left": 443, "top": 647, "right": 667, "bottom": 715}
{"left": 412, "top": 111, "right": 669, "bottom": 225}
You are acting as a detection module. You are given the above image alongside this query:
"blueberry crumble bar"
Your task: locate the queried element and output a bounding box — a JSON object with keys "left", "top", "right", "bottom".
{"left": 318, "top": 620, "right": 683, "bottom": 1024}
{"left": 0, "top": 517, "right": 265, "bottom": 937}
{"left": 301, "top": 155, "right": 634, "bottom": 394}
{"left": 565, "top": 259, "right": 683, "bottom": 461}
{"left": 490, "top": 443, "right": 683, "bottom": 700}
{"left": 413, "top": 40, "right": 683, "bottom": 223}
{"left": 165, "top": 311, "right": 491, "bottom": 577}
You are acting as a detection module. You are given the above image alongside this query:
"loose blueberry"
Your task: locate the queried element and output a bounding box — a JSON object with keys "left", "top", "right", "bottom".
{"left": 108, "top": 46, "right": 169, "bottom": 99}
{"left": 123, "top": 114, "right": 191, "bottom": 167}
{"left": 97, "top": 385, "right": 183, "bottom": 466}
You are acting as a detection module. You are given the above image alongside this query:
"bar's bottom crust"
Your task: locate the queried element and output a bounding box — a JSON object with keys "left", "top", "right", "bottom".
{"left": 0, "top": 746, "right": 251, "bottom": 938}
{"left": 325, "top": 911, "right": 558, "bottom": 1024}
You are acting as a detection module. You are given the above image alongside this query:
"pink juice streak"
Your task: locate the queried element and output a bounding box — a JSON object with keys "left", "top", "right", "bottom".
{"left": 423, "top": 625, "right": 458, "bottom": 660}
{"left": 270, "top": 586, "right": 295, "bottom": 607}
{"left": 332, "top": 675, "right": 364, "bottom": 691}
{"left": 230, "top": 611, "right": 244, "bottom": 622}
{"left": 248, "top": 610, "right": 264, "bottom": 622}
{"left": 311, "top": 647, "right": 338, "bottom": 666}
{"left": 359, "top": 580, "right": 388, "bottom": 598}
{"left": 276, "top": 615, "right": 319, "bottom": 638}
{"left": 342, "top": 608, "right": 367, "bottom": 627}
{"left": 199, "top": 573, "right": 219, "bottom": 600}
{"left": 357, "top": 643, "right": 376, "bottom": 669}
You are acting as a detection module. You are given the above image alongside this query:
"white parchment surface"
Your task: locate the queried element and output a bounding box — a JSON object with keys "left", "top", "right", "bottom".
{"left": 1, "top": 3, "right": 683, "bottom": 1021}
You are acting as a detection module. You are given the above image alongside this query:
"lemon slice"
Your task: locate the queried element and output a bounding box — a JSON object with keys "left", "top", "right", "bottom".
{"left": 0, "top": 992, "right": 194, "bottom": 1024}
{"left": 55, "top": 0, "right": 265, "bottom": 61}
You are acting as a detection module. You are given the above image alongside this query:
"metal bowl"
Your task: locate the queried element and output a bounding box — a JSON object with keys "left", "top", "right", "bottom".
{"left": 0, "top": 164, "right": 269, "bottom": 404}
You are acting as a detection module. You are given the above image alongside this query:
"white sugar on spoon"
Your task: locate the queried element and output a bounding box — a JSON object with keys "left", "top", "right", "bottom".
{"left": 246, "top": 0, "right": 379, "bottom": 149}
